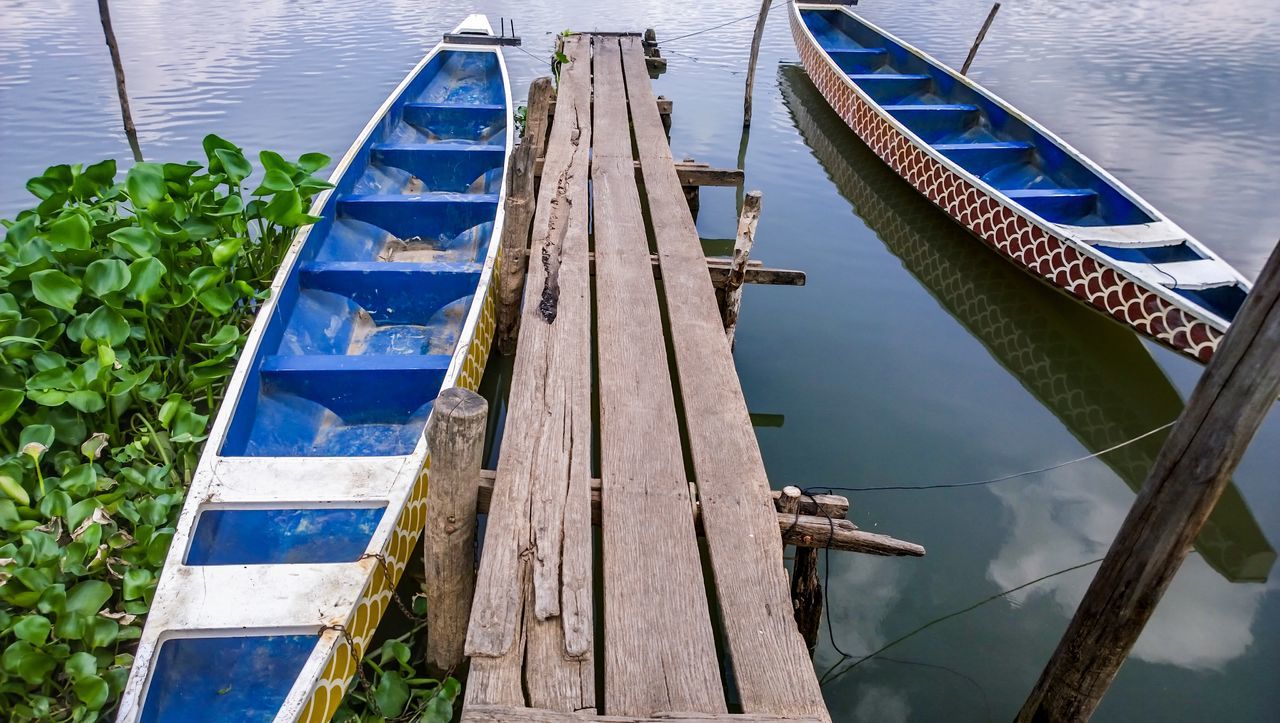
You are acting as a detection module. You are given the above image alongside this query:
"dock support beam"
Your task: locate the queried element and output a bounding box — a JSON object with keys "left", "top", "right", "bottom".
{"left": 1017, "top": 241, "right": 1280, "bottom": 722}
{"left": 424, "top": 387, "right": 489, "bottom": 678}
{"left": 780, "top": 487, "right": 823, "bottom": 654}
{"left": 718, "top": 190, "right": 763, "bottom": 346}
{"left": 497, "top": 77, "right": 555, "bottom": 355}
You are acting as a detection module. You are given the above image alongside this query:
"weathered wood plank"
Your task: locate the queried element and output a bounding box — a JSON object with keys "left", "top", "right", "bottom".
{"left": 590, "top": 35, "right": 726, "bottom": 716}
{"left": 463, "top": 705, "right": 823, "bottom": 723}
{"left": 465, "top": 35, "right": 594, "bottom": 712}
{"left": 550, "top": 95, "right": 672, "bottom": 117}
{"left": 477, "top": 470, "right": 848, "bottom": 519}
{"left": 497, "top": 76, "right": 555, "bottom": 354}
{"left": 620, "top": 37, "right": 830, "bottom": 721}
{"left": 587, "top": 252, "right": 806, "bottom": 287}
{"left": 534, "top": 158, "right": 742, "bottom": 187}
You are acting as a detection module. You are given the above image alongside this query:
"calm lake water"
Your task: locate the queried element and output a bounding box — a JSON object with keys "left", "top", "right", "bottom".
{"left": 3, "top": 0, "right": 1278, "bottom": 720}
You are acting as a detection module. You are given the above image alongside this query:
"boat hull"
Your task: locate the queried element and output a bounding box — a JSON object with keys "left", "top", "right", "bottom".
{"left": 790, "top": 6, "right": 1223, "bottom": 362}
{"left": 117, "top": 15, "right": 511, "bottom": 723}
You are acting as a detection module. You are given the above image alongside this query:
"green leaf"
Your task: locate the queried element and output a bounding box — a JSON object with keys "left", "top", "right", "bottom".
{"left": 64, "top": 580, "right": 113, "bottom": 617}
{"left": 162, "top": 161, "right": 203, "bottom": 182}
{"left": 126, "top": 162, "right": 167, "bottom": 209}
{"left": 2, "top": 641, "right": 57, "bottom": 685}
{"left": 194, "top": 324, "right": 240, "bottom": 348}
{"left": 0, "top": 473, "right": 30, "bottom": 506}
{"left": 251, "top": 168, "right": 294, "bottom": 195}
{"left": 85, "top": 617, "right": 119, "bottom": 649}
{"left": 122, "top": 568, "right": 153, "bottom": 600}
{"left": 196, "top": 286, "right": 238, "bottom": 316}
{"left": 47, "top": 213, "right": 91, "bottom": 251}
{"left": 108, "top": 226, "right": 160, "bottom": 258}
{"left": 64, "top": 651, "right": 98, "bottom": 681}
{"left": 30, "top": 269, "right": 82, "bottom": 311}
{"left": 84, "top": 259, "right": 132, "bottom": 297}
{"left": 297, "top": 152, "right": 331, "bottom": 173}
{"left": 19, "top": 424, "right": 55, "bottom": 450}
{"left": 214, "top": 148, "right": 252, "bottom": 183}
{"left": 59, "top": 463, "right": 98, "bottom": 495}
{"left": 187, "top": 266, "right": 224, "bottom": 294}
{"left": 83, "top": 306, "right": 130, "bottom": 345}
{"left": 125, "top": 257, "right": 166, "bottom": 303}
{"left": 211, "top": 237, "right": 246, "bottom": 267}
{"left": 373, "top": 671, "right": 411, "bottom": 717}
{"left": 0, "top": 500, "right": 21, "bottom": 531}
{"left": 0, "top": 388, "right": 23, "bottom": 423}
{"left": 3, "top": 214, "right": 39, "bottom": 245}
{"left": 13, "top": 615, "right": 52, "bottom": 646}
{"left": 74, "top": 674, "right": 110, "bottom": 710}
{"left": 202, "top": 134, "right": 239, "bottom": 165}
{"left": 258, "top": 150, "right": 290, "bottom": 173}
{"left": 209, "top": 194, "right": 245, "bottom": 216}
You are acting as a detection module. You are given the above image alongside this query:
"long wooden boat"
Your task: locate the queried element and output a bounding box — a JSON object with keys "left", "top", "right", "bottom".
{"left": 790, "top": 3, "right": 1251, "bottom": 363}
{"left": 116, "top": 15, "right": 511, "bottom": 722}
{"left": 780, "top": 64, "right": 1274, "bottom": 583}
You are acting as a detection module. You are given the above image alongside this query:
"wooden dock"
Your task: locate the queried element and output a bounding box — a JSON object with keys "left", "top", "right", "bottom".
{"left": 430, "top": 32, "right": 922, "bottom": 722}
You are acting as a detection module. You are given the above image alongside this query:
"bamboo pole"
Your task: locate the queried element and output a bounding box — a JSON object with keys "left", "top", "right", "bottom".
{"left": 1017, "top": 240, "right": 1280, "bottom": 721}
{"left": 423, "top": 387, "right": 489, "bottom": 678}
{"left": 743, "top": 0, "right": 772, "bottom": 126}
{"left": 960, "top": 2, "right": 1001, "bottom": 76}
{"left": 97, "top": 0, "right": 142, "bottom": 161}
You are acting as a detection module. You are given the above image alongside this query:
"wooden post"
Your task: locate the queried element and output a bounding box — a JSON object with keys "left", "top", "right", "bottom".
{"left": 960, "top": 2, "right": 1001, "bottom": 75}
{"left": 97, "top": 0, "right": 142, "bottom": 162}
{"left": 780, "top": 486, "right": 823, "bottom": 654}
{"left": 743, "top": 0, "right": 772, "bottom": 126}
{"left": 1017, "top": 241, "right": 1280, "bottom": 722}
{"left": 497, "top": 76, "right": 555, "bottom": 355}
{"left": 717, "top": 190, "right": 763, "bottom": 347}
{"left": 681, "top": 156, "right": 701, "bottom": 221}
{"left": 424, "top": 387, "right": 489, "bottom": 678}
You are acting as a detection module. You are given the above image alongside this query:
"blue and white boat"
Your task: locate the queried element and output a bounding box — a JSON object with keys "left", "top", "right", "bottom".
{"left": 790, "top": 3, "right": 1251, "bottom": 362}
{"left": 116, "top": 15, "right": 511, "bottom": 722}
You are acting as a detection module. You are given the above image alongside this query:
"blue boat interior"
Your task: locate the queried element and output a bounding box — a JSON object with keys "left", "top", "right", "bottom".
{"left": 185, "top": 506, "right": 386, "bottom": 565}
{"left": 140, "top": 635, "right": 315, "bottom": 723}
{"left": 218, "top": 48, "right": 506, "bottom": 459}
{"left": 802, "top": 8, "right": 1247, "bottom": 321}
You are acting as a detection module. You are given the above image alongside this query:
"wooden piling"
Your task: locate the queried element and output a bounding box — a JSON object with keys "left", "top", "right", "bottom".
{"left": 1016, "top": 240, "right": 1280, "bottom": 722}
{"left": 960, "top": 2, "right": 1001, "bottom": 75}
{"left": 681, "top": 157, "right": 701, "bottom": 220}
{"left": 97, "top": 0, "right": 142, "bottom": 161}
{"left": 718, "top": 190, "right": 763, "bottom": 346}
{"left": 743, "top": 0, "right": 772, "bottom": 126}
{"left": 780, "top": 487, "right": 823, "bottom": 654}
{"left": 497, "top": 77, "right": 555, "bottom": 355}
{"left": 424, "top": 387, "right": 489, "bottom": 678}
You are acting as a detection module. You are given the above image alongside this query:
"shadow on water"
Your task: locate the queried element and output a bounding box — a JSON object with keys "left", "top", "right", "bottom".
{"left": 778, "top": 63, "right": 1274, "bottom": 584}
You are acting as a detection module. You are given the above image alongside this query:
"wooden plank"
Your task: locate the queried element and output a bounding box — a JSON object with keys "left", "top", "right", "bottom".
{"left": 465, "top": 34, "right": 594, "bottom": 712}
{"left": 1017, "top": 241, "right": 1280, "bottom": 721}
{"left": 497, "top": 76, "right": 555, "bottom": 354}
{"left": 585, "top": 252, "right": 806, "bottom": 287}
{"left": 590, "top": 35, "right": 726, "bottom": 716}
{"left": 620, "top": 37, "right": 830, "bottom": 721}
{"left": 550, "top": 96, "right": 672, "bottom": 117}
{"left": 476, "top": 470, "right": 848, "bottom": 519}
{"left": 463, "top": 705, "right": 824, "bottom": 722}
{"left": 535, "top": 158, "right": 742, "bottom": 187}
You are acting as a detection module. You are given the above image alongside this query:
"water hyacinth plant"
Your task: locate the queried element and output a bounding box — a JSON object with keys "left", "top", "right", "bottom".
{"left": 0, "top": 135, "right": 331, "bottom": 720}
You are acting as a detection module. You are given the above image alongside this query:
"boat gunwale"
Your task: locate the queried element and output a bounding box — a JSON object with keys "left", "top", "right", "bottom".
{"left": 116, "top": 16, "right": 514, "bottom": 723}
{"left": 792, "top": 2, "right": 1250, "bottom": 331}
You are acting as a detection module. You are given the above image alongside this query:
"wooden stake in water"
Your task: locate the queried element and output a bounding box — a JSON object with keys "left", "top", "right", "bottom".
{"left": 743, "top": 0, "right": 773, "bottom": 127}
{"left": 97, "top": 0, "right": 142, "bottom": 161}
{"left": 961, "top": 2, "right": 1002, "bottom": 76}
{"left": 1017, "top": 239, "right": 1280, "bottom": 722}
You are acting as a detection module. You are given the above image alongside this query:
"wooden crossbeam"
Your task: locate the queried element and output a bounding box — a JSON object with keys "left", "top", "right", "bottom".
{"left": 533, "top": 157, "right": 743, "bottom": 187}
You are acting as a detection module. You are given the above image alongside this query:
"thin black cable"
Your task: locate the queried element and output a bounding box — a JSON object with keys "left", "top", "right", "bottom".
{"left": 817, "top": 421, "right": 1175, "bottom": 493}
{"left": 656, "top": 0, "right": 793, "bottom": 46}
{"left": 512, "top": 42, "right": 553, "bottom": 68}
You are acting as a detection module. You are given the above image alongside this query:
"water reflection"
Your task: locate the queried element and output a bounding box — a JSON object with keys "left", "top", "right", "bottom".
{"left": 779, "top": 64, "right": 1274, "bottom": 585}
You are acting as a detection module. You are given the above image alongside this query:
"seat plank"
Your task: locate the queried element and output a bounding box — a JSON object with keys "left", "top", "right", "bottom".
{"left": 591, "top": 36, "right": 726, "bottom": 716}
{"left": 619, "top": 37, "right": 830, "bottom": 722}
{"left": 465, "top": 34, "right": 594, "bottom": 712}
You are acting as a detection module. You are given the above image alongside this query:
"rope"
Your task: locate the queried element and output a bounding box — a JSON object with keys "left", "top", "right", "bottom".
{"left": 818, "top": 420, "right": 1175, "bottom": 493}
{"left": 513, "top": 42, "right": 553, "bottom": 68}
{"left": 656, "top": 1, "right": 794, "bottom": 46}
